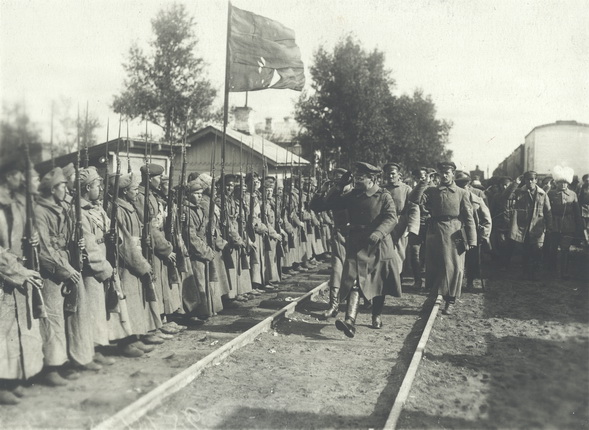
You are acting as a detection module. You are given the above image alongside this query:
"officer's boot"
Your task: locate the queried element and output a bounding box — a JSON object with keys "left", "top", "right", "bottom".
{"left": 371, "top": 295, "right": 385, "bottom": 329}
{"left": 335, "top": 289, "right": 360, "bottom": 338}
{"left": 322, "top": 285, "right": 340, "bottom": 319}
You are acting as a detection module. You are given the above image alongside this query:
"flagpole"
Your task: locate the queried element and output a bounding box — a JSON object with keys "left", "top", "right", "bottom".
{"left": 220, "top": 0, "right": 233, "bottom": 237}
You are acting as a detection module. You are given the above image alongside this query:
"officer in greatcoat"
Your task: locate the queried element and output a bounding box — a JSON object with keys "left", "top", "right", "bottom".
{"left": 409, "top": 161, "right": 477, "bottom": 315}
{"left": 314, "top": 162, "right": 400, "bottom": 338}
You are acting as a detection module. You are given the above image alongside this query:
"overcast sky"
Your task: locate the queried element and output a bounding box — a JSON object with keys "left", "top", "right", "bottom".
{"left": 1, "top": 0, "right": 588, "bottom": 172}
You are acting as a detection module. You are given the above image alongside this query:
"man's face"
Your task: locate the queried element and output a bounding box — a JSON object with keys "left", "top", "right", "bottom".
{"left": 439, "top": 168, "right": 454, "bottom": 185}
{"left": 86, "top": 179, "right": 102, "bottom": 202}
{"left": 265, "top": 187, "right": 274, "bottom": 199}
{"left": 353, "top": 173, "right": 372, "bottom": 191}
{"left": 161, "top": 181, "right": 169, "bottom": 196}
{"left": 6, "top": 170, "right": 24, "bottom": 191}
{"left": 124, "top": 185, "right": 139, "bottom": 202}
{"left": 225, "top": 180, "right": 235, "bottom": 195}
{"left": 276, "top": 187, "right": 284, "bottom": 197}
{"left": 150, "top": 175, "right": 161, "bottom": 189}
{"left": 252, "top": 178, "right": 260, "bottom": 191}
{"left": 556, "top": 180, "right": 568, "bottom": 191}
{"left": 190, "top": 190, "right": 203, "bottom": 205}
{"left": 386, "top": 168, "right": 400, "bottom": 184}
{"left": 52, "top": 182, "right": 67, "bottom": 202}
{"left": 525, "top": 176, "right": 537, "bottom": 190}
{"left": 414, "top": 170, "right": 427, "bottom": 183}
{"left": 584, "top": 177, "right": 589, "bottom": 185}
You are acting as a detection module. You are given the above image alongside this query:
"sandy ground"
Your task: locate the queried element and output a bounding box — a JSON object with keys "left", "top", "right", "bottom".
{"left": 2, "top": 249, "right": 587, "bottom": 430}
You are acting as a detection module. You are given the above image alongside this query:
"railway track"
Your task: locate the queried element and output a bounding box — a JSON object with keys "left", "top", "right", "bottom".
{"left": 0, "top": 263, "right": 441, "bottom": 429}
{"left": 109, "top": 279, "right": 441, "bottom": 429}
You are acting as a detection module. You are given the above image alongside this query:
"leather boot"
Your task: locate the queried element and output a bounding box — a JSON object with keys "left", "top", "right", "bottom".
{"left": 371, "top": 296, "right": 385, "bottom": 329}
{"left": 322, "top": 285, "right": 340, "bottom": 319}
{"left": 335, "top": 289, "right": 360, "bottom": 338}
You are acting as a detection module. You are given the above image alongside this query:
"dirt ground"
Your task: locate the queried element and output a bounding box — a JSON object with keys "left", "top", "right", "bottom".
{"left": 399, "top": 248, "right": 589, "bottom": 429}
{"left": 1, "top": 249, "right": 588, "bottom": 430}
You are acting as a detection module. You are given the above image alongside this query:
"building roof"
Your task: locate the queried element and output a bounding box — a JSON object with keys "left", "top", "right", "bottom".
{"left": 189, "top": 124, "right": 309, "bottom": 167}
{"left": 525, "top": 120, "right": 589, "bottom": 139}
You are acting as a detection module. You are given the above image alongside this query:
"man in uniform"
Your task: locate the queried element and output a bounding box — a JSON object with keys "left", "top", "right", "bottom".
{"left": 0, "top": 156, "right": 44, "bottom": 403}
{"left": 409, "top": 161, "right": 476, "bottom": 315}
{"left": 310, "top": 167, "right": 352, "bottom": 319}
{"left": 504, "top": 171, "right": 552, "bottom": 280}
{"left": 408, "top": 167, "right": 431, "bottom": 289}
{"left": 313, "top": 162, "right": 400, "bottom": 337}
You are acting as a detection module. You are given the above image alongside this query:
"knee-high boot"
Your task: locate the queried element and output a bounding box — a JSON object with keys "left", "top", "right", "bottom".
{"left": 371, "top": 295, "right": 385, "bottom": 329}
{"left": 335, "top": 289, "right": 360, "bottom": 338}
{"left": 322, "top": 285, "right": 340, "bottom": 319}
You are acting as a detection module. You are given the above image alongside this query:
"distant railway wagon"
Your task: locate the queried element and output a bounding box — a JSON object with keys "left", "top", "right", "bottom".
{"left": 493, "top": 120, "right": 589, "bottom": 180}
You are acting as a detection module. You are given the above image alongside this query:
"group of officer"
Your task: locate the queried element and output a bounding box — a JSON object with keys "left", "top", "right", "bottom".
{"left": 1, "top": 147, "right": 585, "bottom": 405}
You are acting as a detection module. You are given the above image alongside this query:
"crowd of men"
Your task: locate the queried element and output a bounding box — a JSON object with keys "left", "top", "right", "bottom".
{"left": 1, "top": 148, "right": 587, "bottom": 405}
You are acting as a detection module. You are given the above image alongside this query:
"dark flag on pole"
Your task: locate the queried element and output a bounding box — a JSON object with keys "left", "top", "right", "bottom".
{"left": 228, "top": 4, "right": 305, "bottom": 92}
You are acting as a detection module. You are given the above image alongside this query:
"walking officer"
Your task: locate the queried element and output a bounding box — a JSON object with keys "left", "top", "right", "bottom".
{"left": 312, "top": 162, "right": 400, "bottom": 337}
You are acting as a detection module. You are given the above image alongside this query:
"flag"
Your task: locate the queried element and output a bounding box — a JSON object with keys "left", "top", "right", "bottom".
{"left": 228, "top": 5, "right": 305, "bottom": 92}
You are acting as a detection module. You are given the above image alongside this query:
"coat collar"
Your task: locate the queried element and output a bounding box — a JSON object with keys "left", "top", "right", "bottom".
{"left": 37, "top": 195, "right": 65, "bottom": 214}
{"left": 438, "top": 181, "right": 457, "bottom": 192}
{"left": 364, "top": 184, "right": 380, "bottom": 197}
{"left": 117, "top": 198, "right": 136, "bottom": 212}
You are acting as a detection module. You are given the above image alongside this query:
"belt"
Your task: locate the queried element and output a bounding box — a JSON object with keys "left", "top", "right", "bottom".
{"left": 431, "top": 215, "right": 459, "bottom": 222}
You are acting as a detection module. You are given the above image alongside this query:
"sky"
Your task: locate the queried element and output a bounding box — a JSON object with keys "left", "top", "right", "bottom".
{"left": 1, "top": 0, "right": 588, "bottom": 173}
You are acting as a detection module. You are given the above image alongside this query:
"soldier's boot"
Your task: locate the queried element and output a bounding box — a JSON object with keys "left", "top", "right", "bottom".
{"left": 322, "top": 285, "right": 340, "bottom": 319}
{"left": 335, "top": 289, "right": 360, "bottom": 338}
{"left": 371, "top": 295, "right": 385, "bottom": 329}
{"left": 0, "top": 390, "right": 20, "bottom": 405}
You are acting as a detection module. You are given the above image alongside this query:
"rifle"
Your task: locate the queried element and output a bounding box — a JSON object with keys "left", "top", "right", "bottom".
{"left": 273, "top": 146, "right": 285, "bottom": 262}
{"left": 204, "top": 134, "right": 218, "bottom": 315}
{"left": 126, "top": 121, "right": 132, "bottom": 173}
{"left": 298, "top": 162, "right": 308, "bottom": 243}
{"left": 237, "top": 138, "right": 250, "bottom": 270}
{"left": 164, "top": 135, "right": 184, "bottom": 281}
{"left": 83, "top": 101, "right": 89, "bottom": 168}
{"left": 286, "top": 149, "right": 295, "bottom": 249}
{"left": 105, "top": 118, "right": 123, "bottom": 314}
{"left": 260, "top": 138, "right": 272, "bottom": 252}
{"left": 22, "top": 134, "right": 45, "bottom": 321}
{"left": 64, "top": 106, "right": 84, "bottom": 313}
{"left": 141, "top": 122, "right": 157, "bottom": 302}
{"left": 102, "top": 117, "right": 110, "bottom": 212}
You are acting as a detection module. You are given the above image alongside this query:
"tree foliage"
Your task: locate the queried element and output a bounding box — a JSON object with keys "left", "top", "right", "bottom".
{"left": 295, "top": 35, "right": 452, "bottom": 172}
{"left": 1, "top": 103, "right": 43, "bottom": 163}
{"left": 112, "top": 3, "right": 218, "bottom": 141}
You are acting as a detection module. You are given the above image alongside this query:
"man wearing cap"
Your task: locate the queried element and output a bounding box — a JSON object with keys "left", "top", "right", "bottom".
{"left": 136, "top": 163, "right": 181, "bottom": 324}
{"left": 382, "top": 163, "right": 420, "bottom": 283}
{"left": 106, "top": 172, "right": 162, "bottom": 356}
{"left": 245, "top": 172, "right": 273, "bottom": 291}
{"left": 504, "top": 171, "right": 552, "bottom": 280}
{"left": 262, "top": 176, "right": 283, "bottom": 284}
{"left": 310, "top": 167, "right": 353, "bottom": 319}
{"left": 217, "top": 174, "right": 252, "bottom": 302}
{"left": 73, "top": 167, "right": 116, "bottom": 367}
{"left": 183, "top": 175, "right": 224, "bottom": 318}
{"left": 284, "top": 177, "right": 306, "bottom": 273}
{"left": 314, "top": 162, "right": 400, "bottom": 337}
{"left": 409, "top": 161, "right": 476, "bottom": 315}
{"left": 0, "top": 156, "right": 44, "bottom": 404}
{"left": 547, "top": 167, "right": 582, "bottom": 279}
{"left": 454, "top": 171, "right": 492, "bottom": 290}
{"left": 488, "top": 176, "right": 513, "bottom": 267}
{"left": 275, "top": 177, "right": 295, "bottom": 278}
{"left": 36, "top": 167, "right": 90, "bottom": 381}
{"left": 408, "top": 167, "right": 432, "bottom": 289}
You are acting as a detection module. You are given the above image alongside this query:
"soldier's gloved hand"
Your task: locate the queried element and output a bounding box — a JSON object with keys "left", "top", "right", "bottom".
{"left": 143, "top": 235, "right": 152, "bottom": 248}
{"left": 24, "top": 269, "right": 43, "bottom": 289}
{"left": 166, "top": 252, "right": 177, "bottom": 265}
{"left": 367, "top": 232, "right": 382, "bottom": 247}
{"left": 105, "top": 232, "right": 117, "bottom": 245}
{"left": 78, "top": 237, "right": 86, "bottom": 251}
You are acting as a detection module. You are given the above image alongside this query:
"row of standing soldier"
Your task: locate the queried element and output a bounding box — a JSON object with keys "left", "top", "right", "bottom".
{"left": 0, "top": 139, "right": 338, "bottom": 405}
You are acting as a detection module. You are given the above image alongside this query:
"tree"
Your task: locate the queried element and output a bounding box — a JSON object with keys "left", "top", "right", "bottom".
{"left": 295, "top": 36, "right": 452, "bottom": 172}
{"left": 53, "top": 97, "right": 101, "bottom": 155}
{"left": 387, "top": 90, "right": 453, "bottom": 171}
{"left": 295, "top": 35, "right": 395, "bottom": 167}
{"left": 1, "top": 102, "right": 43, "bottom": 163}
{"left": 112, "top": 3, "right": 218, "bottom": 141}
